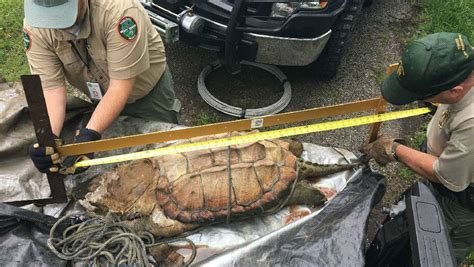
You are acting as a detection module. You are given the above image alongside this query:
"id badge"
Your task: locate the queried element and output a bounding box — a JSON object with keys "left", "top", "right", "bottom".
{"left": 86, "top": 82, "right": 103, "bottom": 101}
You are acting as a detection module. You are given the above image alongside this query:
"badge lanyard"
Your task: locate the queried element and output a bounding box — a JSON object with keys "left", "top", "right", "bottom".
{"left": 68, "top": 40, "right": 91, "bottom": 70}
{"left": 68, "top": 40, "right": 104, "bottom": 101}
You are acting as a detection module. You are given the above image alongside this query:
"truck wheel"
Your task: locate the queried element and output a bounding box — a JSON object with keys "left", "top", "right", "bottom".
{"left": 314, "top": 0, "right": 365, "bottom": 80}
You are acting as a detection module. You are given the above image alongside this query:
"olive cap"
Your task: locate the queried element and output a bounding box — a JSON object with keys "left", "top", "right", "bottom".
{"left": 382, "top": 32, "right": 474, "bottom": 105}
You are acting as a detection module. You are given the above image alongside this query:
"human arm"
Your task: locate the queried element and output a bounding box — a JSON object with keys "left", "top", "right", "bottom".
{"left": 23, "top": 25, "right": 68, "bottom": 172}
{"left": 57, "top": 78, "right": 135, "bottom": 175}
{"left": 81, "top": 6, "right": 151, "bottom": 134}
{"left": 362, "top": 127, "right": 473, "bottom": 190}
{"left": 43, "top": 86, "right": 67, "bottom": 136}
{"left": 24, "top": 24, "right": 68, "bottom": 135}
{"left": 394, "top": 144, "right": 440, "bottom": 183}
{"left": 361, "top": 135, "right": 439, "bottom": 181}
{"left": 26, "top": 87, "right": 66, "bottom": 173}
{"left": 85, "top": 78, "right": 135, "bottom": 134}
{"left": 397, "top": 120, "right": 473, "bottom": 191}
{"left": 432, "top": 121, "right": 474, "bottom": 192}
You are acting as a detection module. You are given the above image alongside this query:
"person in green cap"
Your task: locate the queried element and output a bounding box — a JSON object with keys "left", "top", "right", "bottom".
{"left": 23, "top": 0, "right": 181, "bottom": 175}
{"left": 362, "top": 32, "right": 474, "bottom": 263}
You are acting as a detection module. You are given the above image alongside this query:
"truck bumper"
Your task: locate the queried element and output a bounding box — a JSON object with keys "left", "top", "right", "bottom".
{"left": 243, "top": 31, "right": 331, "bottom": 66}
{"left": 142, "top": 1, "right": 333, "bottom": 66}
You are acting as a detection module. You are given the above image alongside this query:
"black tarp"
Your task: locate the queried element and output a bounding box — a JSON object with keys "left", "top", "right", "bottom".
{"left": 0, "top": 205, "right": 67, "bottom": 266}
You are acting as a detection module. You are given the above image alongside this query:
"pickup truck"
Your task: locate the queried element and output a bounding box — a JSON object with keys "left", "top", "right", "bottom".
{"left": 140, "top": 0, "right": 372, "bottom": 79}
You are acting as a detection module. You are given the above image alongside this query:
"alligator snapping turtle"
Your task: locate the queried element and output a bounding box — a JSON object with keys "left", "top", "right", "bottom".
{"left": 79, "top": 132, "right": 355, "bottom": 237}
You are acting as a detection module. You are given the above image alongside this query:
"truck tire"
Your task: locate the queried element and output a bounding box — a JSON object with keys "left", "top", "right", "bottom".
{"left": 314, "top": 0, "right": 365, "bottom": 80}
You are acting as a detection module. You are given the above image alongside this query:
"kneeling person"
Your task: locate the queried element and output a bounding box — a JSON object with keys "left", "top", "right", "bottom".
{"left": 362, "top": 32, "right": 474, "bottom": 263}
{"left": 23, "top": 0, "right": 181, "bottom": 174}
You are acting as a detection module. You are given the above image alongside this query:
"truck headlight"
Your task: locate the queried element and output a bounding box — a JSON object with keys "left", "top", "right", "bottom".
{"left": 271, "top": 1, "right": 328, "bottom": 17}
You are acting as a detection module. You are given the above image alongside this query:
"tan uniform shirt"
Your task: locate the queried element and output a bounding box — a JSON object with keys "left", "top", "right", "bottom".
{"left": 23, "top": 0, "right": 166, "bottom": 103}
{"left": 427, "top": 87, "right": 474, "bottom": 192}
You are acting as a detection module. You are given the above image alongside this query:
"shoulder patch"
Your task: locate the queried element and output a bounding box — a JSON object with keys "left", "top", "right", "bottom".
{"left": 118, "top": 16, "right": 138, "bottom": 41}
{"left": 22, "top": 30, "right": 32, "bottom": 51}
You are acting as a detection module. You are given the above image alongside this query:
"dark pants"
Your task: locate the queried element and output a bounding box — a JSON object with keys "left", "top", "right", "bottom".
{"left": 121, "top": 66, "right": 181, "bottom": 124}
{"left": 427, "top": 182, "right": 474, "bottom": 263}
{"left": 420, "top": 140, "right": 474, "bottom": 263}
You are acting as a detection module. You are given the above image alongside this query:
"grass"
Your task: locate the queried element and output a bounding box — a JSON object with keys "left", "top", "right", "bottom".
{"left": 398, "top": 123, "right": 428, "bottom": 180}
{"left": 380, "top": 33, "right": 391, "bottom": 47}
{"left": 374, "top": 67, "right": 387, "bottom": 85}
{"left": 194, "top": 112, "right": 221, "bottom": 126}
{"left": 468, "top": 251, "right": 474, "bottom": 264}
{"left": 414, "top": 0, "right": 474, "bottom": 41}
{"left": 0, "top": 0, "right": 28, "bottom": 82}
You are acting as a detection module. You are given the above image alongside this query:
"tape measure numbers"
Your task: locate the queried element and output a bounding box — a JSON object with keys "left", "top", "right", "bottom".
{"left": 76, "top": 107, "right": 430, "bottom": 168}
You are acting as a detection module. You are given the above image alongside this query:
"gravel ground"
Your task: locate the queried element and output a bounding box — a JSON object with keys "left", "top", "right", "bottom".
{"left": 165, "top": 0, "right": 425, "bottom": 207}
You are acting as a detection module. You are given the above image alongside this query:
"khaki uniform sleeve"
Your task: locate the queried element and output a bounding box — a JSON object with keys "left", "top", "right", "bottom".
{"left": 433, "top": 119, "right": 474, "bottom": 192}
{"left": 23, "top": 24, "right": 65, "bottom": 90}
{"left": 106, "top": 7, "right": 150, "bottom": 80}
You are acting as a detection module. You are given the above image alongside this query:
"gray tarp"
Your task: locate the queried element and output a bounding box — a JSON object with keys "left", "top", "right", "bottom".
{"left": 0, "top": 82, "right": 180, "bottom": 203}
{"left": 0, "top": 82, "right": 98, "bottom": 203}
{"left": 0, "top": 82, "right": 386, "bottom": 266}
{"left": 0, "top": 82, "right": 50, "bottom": 202}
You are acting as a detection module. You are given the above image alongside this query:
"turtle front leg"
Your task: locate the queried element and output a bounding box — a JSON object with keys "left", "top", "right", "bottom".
{"left": 286, "top": 180, "right": 327, "bottom": 207}
{"left": 129, "top": 206, "right": 199, "bottom": 237}
{"left": 297, "top": 159, "right": 357, "bottom": 180}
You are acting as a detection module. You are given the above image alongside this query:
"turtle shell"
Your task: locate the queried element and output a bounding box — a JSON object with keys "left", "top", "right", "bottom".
{"left": 153, "top": 132, "right": 298, "bottom": 224}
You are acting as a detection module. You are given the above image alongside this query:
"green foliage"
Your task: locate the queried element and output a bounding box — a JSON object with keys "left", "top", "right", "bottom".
{"left": 374, "top": 67, "right": 387, "bottom": 86}
{"left": 194, "top": 112, "right": 220, "bottom": 126}
{"left": 416, "top": 0, "right": 474, "bottom": 41}
{"left": 461, "top": 250, "right": 474, "bottom": 266}
{"left": 409, "top": 124, "right": 428, "bottom": 149}
{"left": 0, "top": 0, "right": 29, "bottom": 81}
{"left": 399, "top": 165, "right": 415, "bottom": 181}
{"left": 398, "top": 124, "right": 428, "bottom": 180}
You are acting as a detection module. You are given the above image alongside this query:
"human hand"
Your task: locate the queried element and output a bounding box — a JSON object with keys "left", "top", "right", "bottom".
{"left": 28, "top": 138, "right": 63, "bottom": 173}
{"left": 60, "top": 128, "right": 101, "bottom": 175}
{"left": 360, "top": 135, "right": 406, "bottom": 166}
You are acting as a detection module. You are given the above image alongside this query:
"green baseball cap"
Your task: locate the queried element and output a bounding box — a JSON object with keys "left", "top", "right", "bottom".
{"left": 24, "top": 0, "right": 79, "bottom": 29}
{"left": 382, "top": 32, "right": 474, "bottom": 105}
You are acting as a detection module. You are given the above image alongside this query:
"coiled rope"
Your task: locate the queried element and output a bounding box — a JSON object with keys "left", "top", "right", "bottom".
{"left": 47, "top": 212, "right": 196, "bottom": 266}
{"left": 197, "top": 60, "right": 292, "bottom": 118}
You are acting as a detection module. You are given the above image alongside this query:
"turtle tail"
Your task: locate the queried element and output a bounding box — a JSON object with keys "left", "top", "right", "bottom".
{"left": 297, "top": 159, "right": 358, "bottom": 180}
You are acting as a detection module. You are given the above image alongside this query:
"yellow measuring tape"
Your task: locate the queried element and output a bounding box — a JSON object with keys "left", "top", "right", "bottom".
{"left": 76, "top": 107, "right": 430, "bottom": 167}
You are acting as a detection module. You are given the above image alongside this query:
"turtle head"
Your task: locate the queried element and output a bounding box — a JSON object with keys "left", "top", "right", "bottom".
{"left": 285, "top": 138, "right": 304, "bottom": 157}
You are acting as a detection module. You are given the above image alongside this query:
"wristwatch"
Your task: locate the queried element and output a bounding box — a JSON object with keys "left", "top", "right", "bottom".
{"left": 391, "top": 142, "right": 401, "bottom": 162}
